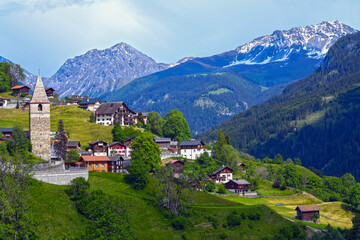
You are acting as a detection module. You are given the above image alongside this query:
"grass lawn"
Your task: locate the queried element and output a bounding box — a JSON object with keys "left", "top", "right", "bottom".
{"left": 27, "top": 180, "right": 87, "bottom": 239}
{"left": 224, "top": 191, "right": 353, "bottom": 229}
{"left": 257, "top": 180, "right": 298, "bottom": 197}
{"left": 0, "top": 105, "right": 113, "bottom": 145}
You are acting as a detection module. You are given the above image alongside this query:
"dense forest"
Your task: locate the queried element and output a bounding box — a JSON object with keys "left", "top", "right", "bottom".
{"left": 199, "top": 31, "right": 360, "bottom": 179}
{"left": 121, "top": 72, "right": 282, "bottom": 135}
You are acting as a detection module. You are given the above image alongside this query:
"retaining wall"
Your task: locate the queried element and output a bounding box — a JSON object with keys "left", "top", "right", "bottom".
{"left": 33, "top": 169, "right": 88, "bottom": 185}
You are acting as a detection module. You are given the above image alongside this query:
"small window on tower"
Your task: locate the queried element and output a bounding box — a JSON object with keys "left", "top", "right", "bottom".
{"left": 38, "top": 104, "right": 42, "bottom": 111}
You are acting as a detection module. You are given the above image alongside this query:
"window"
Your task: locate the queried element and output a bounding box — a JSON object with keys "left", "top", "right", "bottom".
{"left": 89, "top": 163, "right": 92, "bottom": 167}
{"left": 38, "top": 104, "right": 42, "bottom": 111}
{"left": 102, "top": 163, "right": 105, "bottom": 167}
{"left": 96, "top": 163, "right": 99, "bottom": 167}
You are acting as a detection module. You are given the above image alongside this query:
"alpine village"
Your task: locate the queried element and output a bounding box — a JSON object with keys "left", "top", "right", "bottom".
{"left": 2, "top": 4, "right": 360, "bottom": 239}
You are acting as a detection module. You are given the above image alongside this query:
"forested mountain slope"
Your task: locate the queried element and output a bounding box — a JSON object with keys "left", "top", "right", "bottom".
{"left": 199, "top": 32, "right": 360, "bottom": 179}
{"left": 104, "top": 21, "right": 356, "bottom": 135}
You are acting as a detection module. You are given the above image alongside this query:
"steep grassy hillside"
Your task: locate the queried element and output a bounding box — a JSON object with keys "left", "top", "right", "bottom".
{"left": 0, "top": 105, "right": 112, "bottom": 145}
{"left": 200, "top": 31, "right": 360, "bottom": 178}
{"left": 28, "top": 172, "right": 302, "bottom": 239}
{"left": 27, "top": 181, "right": 87, "bottom": 239}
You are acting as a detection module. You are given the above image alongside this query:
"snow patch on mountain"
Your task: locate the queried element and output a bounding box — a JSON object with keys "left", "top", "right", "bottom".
{"left": 227, "top": 20, "right": 357, "bottom": 67}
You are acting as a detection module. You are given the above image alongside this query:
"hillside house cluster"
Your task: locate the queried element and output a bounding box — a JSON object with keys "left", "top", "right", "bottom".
{"left": 209, "top": 165, "right": 250, "bottom": 193}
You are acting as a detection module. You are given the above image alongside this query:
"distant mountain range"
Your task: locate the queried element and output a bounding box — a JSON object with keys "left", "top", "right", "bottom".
{"left": 21, "top": 42, "right": 170, "bottom": 98}
{"left": 199, "top": 31, "right": 360, "bottom": 179}
{"left": 103, "top": 20, "right": 357, "bottom": 134}
{"left": 1, "top": 20, "right": 357, "bottom": 134}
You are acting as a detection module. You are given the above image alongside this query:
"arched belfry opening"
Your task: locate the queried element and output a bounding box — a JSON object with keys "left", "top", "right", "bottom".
{"left": 38, "top": 104, "right": 42, "bottom": 111}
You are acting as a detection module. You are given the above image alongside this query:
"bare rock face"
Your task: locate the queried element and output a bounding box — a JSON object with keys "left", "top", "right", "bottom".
{"left": 22, "top": 42, "right": 170, "bottom": 98}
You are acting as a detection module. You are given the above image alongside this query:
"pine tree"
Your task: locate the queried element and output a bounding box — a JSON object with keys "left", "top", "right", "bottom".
{"left": 54, "top": 119, "right": 68, "bottom": 161}
{"left": 215, "top": 130, "right": 226, "bottom": 160}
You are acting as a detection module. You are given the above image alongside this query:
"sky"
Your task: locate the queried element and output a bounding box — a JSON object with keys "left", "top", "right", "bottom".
{"left": 0, "top": 0, "right": 360, "bottom": 76}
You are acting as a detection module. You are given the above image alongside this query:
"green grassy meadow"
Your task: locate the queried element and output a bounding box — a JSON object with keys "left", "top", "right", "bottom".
{"left": 0, "top": 105, "right": 112, "bottom": 145}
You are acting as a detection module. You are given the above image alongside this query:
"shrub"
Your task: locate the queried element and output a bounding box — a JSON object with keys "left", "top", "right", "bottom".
{"left": 205, "top": 181, "right": 216, "bottom": 192}
{"left": 172, "top": 217, "right": 188, "bottom": 230}
{"left": 227, "top": 211, "right": 242, "bottom": 228}
{"left": 20, "top": 92, "right": 27, "bottom": 97}
{"left": 248, "top": 212, "right": 261, "bottom": 221}
{"left": 217, "top": 184, "right": 226, "bottom": 194}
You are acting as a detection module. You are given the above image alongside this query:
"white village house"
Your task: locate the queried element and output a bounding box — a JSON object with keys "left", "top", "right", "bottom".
{"left": 179, "top": 140, "right": 214, "bottom": 160}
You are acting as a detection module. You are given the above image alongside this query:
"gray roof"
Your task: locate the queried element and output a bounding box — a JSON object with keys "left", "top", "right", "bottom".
{"left": 95, "top": 102, "right": 124, "bottom": 115}
{"left": 67, "top": 141, "right": 81, "bottom": 147}
{"left": 79, "top": 98, "right": 101, "bottom": 105}
{"left": 71, "top": 95, "right": 89, "bottom": 100}
{"left": 211, "top": 166, "right": 234, "bottom": 176}
{"left": 31, "top": 74, "right": 50, "bottom": 104}
{"left": 0, "top": 128, "right": 13, "bottom": 132}
{"left": 231, "top": 179, "right": 250, "bottom": 185}
{"left": 154, "top": 138, "right": 171, "bottom": 142}
{"left": 108, "top": 156, "right": 121, "bottom": 161}
{"left": 170, "top": 141, "right": 178, "bottom": 146}
{"left": 180, "top": 140, "right": 204, "bottom": 147}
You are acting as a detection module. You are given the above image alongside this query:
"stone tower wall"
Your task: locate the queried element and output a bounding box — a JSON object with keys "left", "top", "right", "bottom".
{"left": 30, "top": 103, "right": 51, "bottom": 161}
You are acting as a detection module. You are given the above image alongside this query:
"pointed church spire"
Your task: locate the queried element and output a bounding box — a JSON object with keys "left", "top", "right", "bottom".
{"left": 31, "top": 73, "right": 50, "bottom": 104}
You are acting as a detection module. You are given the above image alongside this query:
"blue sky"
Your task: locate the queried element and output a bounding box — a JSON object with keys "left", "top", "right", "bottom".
{"left": 0, "top": 0, "right": 359, "bottom": 76}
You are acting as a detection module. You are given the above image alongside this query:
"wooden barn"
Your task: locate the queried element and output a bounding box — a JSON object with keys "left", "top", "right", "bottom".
{"left": 11, "top": 85, "right": 30, "bottom": 96}
{"left": 295, "top": 205, "right": 321, "bottom": 222}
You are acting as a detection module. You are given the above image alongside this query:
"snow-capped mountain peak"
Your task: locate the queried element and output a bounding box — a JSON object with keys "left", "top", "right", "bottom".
{"left": 231, "top": 20, "right": 357, "bottom": 66}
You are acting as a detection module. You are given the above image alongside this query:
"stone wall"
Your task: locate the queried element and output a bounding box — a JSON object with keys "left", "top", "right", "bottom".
{"left": 33, "top": 168, "right": 88, "bottom": 185}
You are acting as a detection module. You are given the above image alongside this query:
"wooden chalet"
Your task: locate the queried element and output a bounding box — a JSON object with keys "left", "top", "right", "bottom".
{"left": 77, "top": 156, "right": 112, "bottom": 172}
{"left": 154, "top": 138, "right": 171, "bottom": 149}
{"left": 295, "top": 205, "right": 321, "bottom": 222}
{"left": 210, "top": 166, "right": 233, "bottom": 184}
{"left": 79, "top": 98, "right": 102, "bottom": 112}
{"left": 95, "top": 102, "right": 136, "bottom": 126}
{"left": 225, "top": 179, "right": 250, "bottom": 193}
{"left": 108, "top": 155, "right": 131, "bottom": 173}
{"left": 162, "top": 159, "right": 184, "bottom": 178}
{"left": 89, "top": 140, "right": 108, "bottom": 156}
{"left": 67, "top": 140, "right": 81, "bottom": 151}
{"left": 11, "top": 85, "right": 30, "bottom": 96}
{"left": 107, "top": 142, "right": 127, "bottom": 157}
{"left": 134, "top": 112, "right": 148, "bottom": 125}
{"left": 45, "top": 87, "right": 55, "bottom": 98}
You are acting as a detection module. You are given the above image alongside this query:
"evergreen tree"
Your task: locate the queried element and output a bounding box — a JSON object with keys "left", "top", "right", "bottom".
{"left": 146, "top": 111, "right": 163, "bottom": 136}
{"left": 294, "top": 157, "right": 302, "bottom": 166}
{"left": 163, "top": 109, "right": 191, "bottom": 142}
{"left": 274, "top": 153, "right": 284, "bottom": 164}
{"left": 215, "top": 130, "right": 226, "bottom": 160}
{"left": 54, "top": 119, "right": 68, "bottom": 161}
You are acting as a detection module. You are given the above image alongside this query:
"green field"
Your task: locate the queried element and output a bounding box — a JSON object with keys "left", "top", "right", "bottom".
{"left": 0, "top": 105, "right": 112, "bottom": 145}
{"left": 225, "top": 191, "right": 353, "bottom": 229}
{"left": 28, "top": 172, "right": 299, "bottom": 239}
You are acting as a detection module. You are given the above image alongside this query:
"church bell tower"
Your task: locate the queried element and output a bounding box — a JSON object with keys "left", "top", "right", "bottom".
{"left": 29, "top": 73, "right": 51, "bottom": 162}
